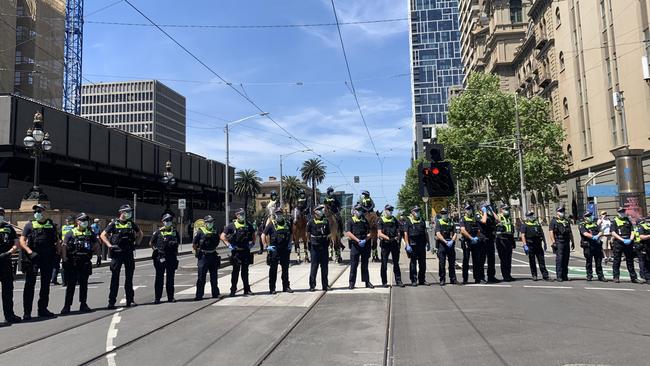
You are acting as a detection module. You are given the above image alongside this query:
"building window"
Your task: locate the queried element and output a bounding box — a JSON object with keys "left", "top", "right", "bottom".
{"left": 567, "top": 144, "right": 573, "bottom": 164}
{"left": 559, "top": 52, "right": 565, "bottom": 70}
{"left": 555, "top": 7, "right": 561, "bottom": 26}
{"left": 510, "top": 0, "right": 523, "bottom": 23}
{"left": 563, "top": 97, "right": 569, "bottom": 116}
{"left": 422, "top": 127, "right": 432, "bottom": 140}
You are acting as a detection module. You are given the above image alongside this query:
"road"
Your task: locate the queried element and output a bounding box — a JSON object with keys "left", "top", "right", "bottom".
{"left": 0, "top": 242, "right": 648, "bottom": 366}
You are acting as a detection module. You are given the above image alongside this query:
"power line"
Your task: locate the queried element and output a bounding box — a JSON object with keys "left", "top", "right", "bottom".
{"left": 85, "top": 0, "right": 125, "bottom": 18}
{"left": 85, "top": 17, "right": 408, "bottom": 29}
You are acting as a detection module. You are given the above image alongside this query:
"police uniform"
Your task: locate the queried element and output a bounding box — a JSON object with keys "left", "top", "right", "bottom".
{"left": 377, "top": 210, "right": 402, "bottom": 287}
{"left": 404, "top": 209, "right": 428, "bottom": 285}
{"left": 263, "top": 218, "right": 292, "bottom": 293}
{"left": 479, "top": 206, "right": 498, "bottom": 282}
{"left": 193, "top": 217, "right": 221, "bottom": 300}
{"left": 324, "top": 191, "right": 343, "bottom": 235}
{"left": 578, "top": 214, "right": 605, "bottom": 281}
{"left": 520, "top": 217, "right": 549, "bottom": 280}
{"left": 0, "top": 212, "right": 20, "bottom": 322}
{"left": 62, "top": 219, "right": 96, "bottom": 313}
{"left": 104, "top": 217, "right": 140, "bottom": 307}
{"left": 634, "top": 218, "right": 650, "bottom": 282}
{"left": 358, "top": 191, "right": 375, "bottom": 214}
{"left": 346, "top": 212, "right": 372, "bottom": 288}
{"left": 151, "top": 222, "right": 180, "bottom": 303}
{"left": 224, "top": 218, "right": 255, "bottom": 295}
{"left": 435, "top": 213, "right": 457, "bottom": 284}
{"left": 307, "top": 211, "right": 330, "bottom": 290}
{"left": 460, "top": 211, "right": 483, "bottom": 283}
{"left": 611, "top": 211, "right": 639, "bottom": 282}
{"left": 549, "top": 210, "right": 573, "bottom": 281}
{"left": 22, "top": 206, "right": 58, "bottom": 318}
{"left": 495, "top": 209, "right": 515, "bottom": 281}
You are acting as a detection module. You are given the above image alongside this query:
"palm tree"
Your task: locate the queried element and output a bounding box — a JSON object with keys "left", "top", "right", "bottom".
{"left": 282, "top": 175, "right": 302, "bottom": 212}
{"left": 234, "top": 169, "right": 262, "bottom": 217}
{"left": 300, "top": 158, "right": 326, "bottom": 206}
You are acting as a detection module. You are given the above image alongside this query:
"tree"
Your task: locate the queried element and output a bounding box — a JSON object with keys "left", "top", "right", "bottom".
{"left": 281, "top": 175, "right": 302, "bottom": 212}
{"left": 300, "top": 158, "right": 326, "bottom": 206}
{"left": 437, "top": 72, "right": 566, "bottom": 204}
{"left": 234, "top": 169, "right": 262, "bottom": 217}
{"left": 397, "top": 157, "right": 426, "bottom": 214}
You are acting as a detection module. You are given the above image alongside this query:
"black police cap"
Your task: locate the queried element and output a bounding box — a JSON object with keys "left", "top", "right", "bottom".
{"left": 204, "top": 215, "right": 214, "bottom": 222}
{"left": 0, "top": 207, "right": 5, "bottom": 214}
{"left": 464, "top": 203, "right": 474, "bottom": 210}
{"left": 76, "top": 213, "right": 89, "bottom": 221}
{"left": 119, "top": 204, "right": 132, "bottom": 212}
{"left": 411, "top": 205, "right": 420, "bottom": 212}
{"left": 556, "top": 206, "right": 566, "bottom": 213}
{"left": 583, "top": 211, "right": 593, "bottom": 218}
{"left": 32, "top": 203, "right": 46, "bottom": 211}
{"left": 361, "top": 190, "right": 370, "bottom": 196}
{"left": 500, "top": 204, "right": 510, "bottom": 210}
{"left": 526, "top": 210, "right": 535, "bottom": 216}
{"left": 384, "top": 204, "right": 394, "bottom": 211}
{"left": 617, "top": 206, "right": 626, "bottom": 213}
{"left": 439, "top": 207, "right": 448, "bottom": 214}
{"left": 162, "top": 213, "right": 174, "bottom": 222}
{"left": 235, "top": 208, "right": 245, "bottom": 216}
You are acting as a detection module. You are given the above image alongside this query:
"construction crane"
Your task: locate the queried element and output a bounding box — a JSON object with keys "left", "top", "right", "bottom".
{"left": 63, "top": 0, "right": 84, "bottom": 115}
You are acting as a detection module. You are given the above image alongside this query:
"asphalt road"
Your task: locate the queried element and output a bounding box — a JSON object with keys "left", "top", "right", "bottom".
{"left": 0, "top": 241, "right": 648, "bottom": 366}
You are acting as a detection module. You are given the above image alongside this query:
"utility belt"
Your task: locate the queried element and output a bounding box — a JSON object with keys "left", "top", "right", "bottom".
{"left": 201, "top": 249, "right": 218, "bottom": 253}
{"left": 380, "top": 238, "right": 399, "bottom": 246}
{"left": 496, "top": 230, "right": 513, "bottom": 237}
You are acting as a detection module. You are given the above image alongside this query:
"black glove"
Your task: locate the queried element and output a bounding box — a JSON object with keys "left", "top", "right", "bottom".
{"left": 29, "top": 251, "right": 39, "bottom": 260}
{"left": 571, "top": 242, "right": 575, "bottom": 250}
{"left": 0, "top": 251, "right": 10, "bottom": 259}
{"left": 551, "top": 243, "right": 557, "bottom": 254}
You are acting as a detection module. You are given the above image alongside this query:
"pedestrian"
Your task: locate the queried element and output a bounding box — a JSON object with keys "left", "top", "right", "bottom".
{"left": 495, "top": 204, "right": 515, "bottom": 282}
{"left": 377, "top": 204, "right": 404, "bottom": 288}
{"left": 460, "top": 204, "right": 483, "bottom": 284}
{"left": 549, "top": 207, "right": 574, "bottom": 282}
{"left": 54, "top": 215, "right": 74, "bottom": 286}
{"left": 193, "top": 215, "right": 221, "bottom": 300}
{"left": 151, "top": 213, "right": 180, "bottom": 304}
{"left": 262, "top": 208, "right": 293, "bottom": 294}
{"left": 307, "top": 205, "right": 331, "bottom": 291}
{"left": 101, "top": 204, "right": 143, "bottom": 309}
{"left": 91, "top": 218, "right": 103, "bottom": 267}
{"left": 479, "top": 203, "right": 499, "bottom": 283}
{"left": 598, "top": 211, "right": 613, "bottom": 263}
{"left": 520, "top": 211, "right": 550, "bottom": 281}
{"left": 434, "top": 207, "right": 457, "bottom": 286}
{"left": 0, "top": 207, "right": 21, "bottom": 324}
{"left": 610, "top": 207, "right": 640, "bottom": 283}
{"left": 19, "top": 203, "right": 58, "bottom": 319}
{"left": 345, "top": 204, "right": 374, "bottom": 289}
{"left": 634, "top": 215, "right": 650, "bottom": 284}
{"left": 60, "top": 213, "right": 95, "bottom": 314}
{"left": 578, "top": 211, "right": 606, "bottom": 282}
{"left": 222, "top": 208, "right": 255, "bottom": 297}
{"left": 403, "top": 206, "right": 430, "bottom": 286}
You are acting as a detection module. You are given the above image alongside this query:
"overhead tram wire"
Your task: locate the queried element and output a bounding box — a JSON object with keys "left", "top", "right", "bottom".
{"left": 85, "top": 17, "right": 408, "bottom": 29}
{"left": 121, "top": 0, "right": 359, "bottom": 194}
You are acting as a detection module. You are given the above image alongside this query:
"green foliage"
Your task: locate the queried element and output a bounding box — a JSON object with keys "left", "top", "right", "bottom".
{"left": 397, "top": 157, "right": 426, "bottom": 213}
{"left": 300, "top": 158, "right": 326, "bottom": 206}
{"left": 234, "top": 169, "right": 262, "bottom": 216}
{"left": 281, "top": 175, "right": 302, "bottom": 211}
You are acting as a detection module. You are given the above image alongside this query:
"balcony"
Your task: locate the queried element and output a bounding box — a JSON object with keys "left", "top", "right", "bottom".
{"left": 535, "top": 32, "right": 549, "bottom": 50}
{"left": 536, "top": 68, "right": 553, "bottom": 88}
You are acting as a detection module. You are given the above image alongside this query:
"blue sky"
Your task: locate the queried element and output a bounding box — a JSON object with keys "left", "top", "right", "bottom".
{"left": 83, "top": 0, "right": 413, "bottom": 206}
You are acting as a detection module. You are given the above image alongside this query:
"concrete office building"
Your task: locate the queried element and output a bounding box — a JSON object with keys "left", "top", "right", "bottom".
{"left": 81, "top": 80, "right": 186, "bottom": 151}
{"left": 409, "top": 0, "right": 465, "bottom": 159}
{"left": 0, "top": 0, "right": 66, "bottom": 108}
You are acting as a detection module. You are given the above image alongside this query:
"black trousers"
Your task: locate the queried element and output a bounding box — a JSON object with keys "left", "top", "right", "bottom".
{"left": 0, "top": 260, "right": 15, "bottom": 318}
{"left": 495, "top": 235, "right": 514, "bottom": 280}
{"left": 268, "top": 249, "right": 290, "bottom": 291}
{"left": 230, "top": 250, "right": 251, "bottom": 293}
{"left": 612, "top": 241, "right": 638, "bottom": 280}
{"left": 380, "top": 241, "right": 401, "bottom": 285}
{"left": 409, "top": 243, "right": 427, "bottom": 284}
{"left": 196, "top": 252, "right": 219, "bottom": 298}
{"left": 583, "top": 242, "right": 604, "bottom": 278}
{"left": 638, "top": 250, "right": 649, "bottom": 280}
{"left": 480, "top": 235, "right": 496, "bottom": 280}
{"left": 437, "top": 242, "right": 456, "bottom": 281}
{"left": 23, "top": 255, "right": 53, "bottom": 314}
{"left": 554, "top": 240, "right": 571, "bottom": 280}
{"left": 527, "top": 241, "right": 548, "bottom": 278}
{"left": 108, "top": 251, "right": 135, "bottom": 305}
{"left": 51, "top": 254, "right": 63, "bottom": 284}
{"left": 462, "top": 241, "right": 483, "bottom": 282}
{"left": 309, "top": 243, "right": 329, "bottom": 289}
{"left": 349, "top": 243, "right": 370, "bottom": 286}
{"left": 64, "top": 259, "right": 91, "bottom": 307}
{"left": 154, "top": 255, "right": 178, "bottom": 301}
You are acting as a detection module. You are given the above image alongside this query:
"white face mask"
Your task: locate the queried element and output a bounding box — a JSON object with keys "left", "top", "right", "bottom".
{"left": 354, "top": 211, "right": 362, "bottom": 218}
{"left": 33, "top": 212, "right": 43, "bottom": 221}
{"left": 383, "top": 210, "right": 392, "bottom": 217}
{"left": 79, "top": 221, "right": 89, "bottom": 229}
{"left": 0, "top": 216, "right": 4, "bottom": 224}
{"left": 503, "top": 210, "right": 510, "bottom": 216}
{"left": 558, "top": 212, "right": 565, "bottom": 218}
{"left": 163, "top": 221, "right": 172, "bottom": 228}
{"left": 412, "top": 212, "right": 420, "bottom": 219}
{"left": 122, "top": 212, "right": 132, "bottom": 220}
{"left": 236, "top": 215, "right": 245, "bottom": 223}
{"left": 441, "top": 214, "right": 449, "bottom": 220}
{"left": 206, "top": 222, "right": 214, "bottom": 229}
{"left": 315, "top": 210, "right": 324, "bottom": 218}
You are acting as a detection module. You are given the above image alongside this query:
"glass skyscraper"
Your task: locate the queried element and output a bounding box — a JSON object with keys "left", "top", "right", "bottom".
{"left": 409, "top": 0, "right": 464, "bottom": 159}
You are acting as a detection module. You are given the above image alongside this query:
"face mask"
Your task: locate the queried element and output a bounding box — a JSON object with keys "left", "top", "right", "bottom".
{"left": 276, "top": 215, "right": 285, "bottom": 224}
{"left": 206, "top": 222, "right": 214, "bottom": 229}
{"left": 585, "top": 216, "right": 593, "bottom": 223}
{"left": 465, "top": 210, "right": 473, "bottom": 216}
{"left": 34, "top": 212, "right": 43, "bottom": 221}
{"left": 383, "top": 210, "right": 392, "bottom": 217}
{"left": 503, "top": 210, "right": 510, "bottom": 216}
{"left": 163, "top": 221, "right": 172, "bottom": 228}
{"left": 441, "top": 214, "right": 449, "bottom": 220}
{"left": 0, "top": 216, "right": 4, "bottom": 223}
{"left": 122, "top": 212, "right": 132, "bottom": 220}
{"left": 558, "top": 212, "right": 565, "bottom": 218}
{"left": 315, "top": 210, "right": 324, "bottom": 218}
{"left": 618, "top": 212, "right": 626, "bottom": 218}
{"left": 236, "top": 215, "right": 245, "bottom": 223}
{"left": 412, "top": 212, "right": 420, "bottom": 219}
{"left": 354, "top": 211, "right": 362, "bottom": 218}
{"left": 527, "top": 216, "right": 536, "bottom": 221}
{"left": 79, "top": 221, "right": 89, "bottom": 229}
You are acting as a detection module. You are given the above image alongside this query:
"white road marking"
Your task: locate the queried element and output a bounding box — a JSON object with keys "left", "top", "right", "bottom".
{"left": 105, "top": 309, "right": 123, "bottom": 366}
{"left": 464, "top": 284, "right": 512, "bottom": 288}
{"left": 584, "top": 287, "right": 635, "bottom": 291}
{"left": 523, "top": 285, "right": 572, "bottom": 289}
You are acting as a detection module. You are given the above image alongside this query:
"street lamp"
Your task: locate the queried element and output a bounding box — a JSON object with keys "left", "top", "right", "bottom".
{"left": 161, "top": 160, "right": 177, "bottom": 215}
{"left": 279, "top": 149, "right": 312, "bottom": 208}
{"left": 224, "top": 112, "right": 269, "bottom": 224}
{"left": 23, "top": 111, "right": 52, "bottom": 200}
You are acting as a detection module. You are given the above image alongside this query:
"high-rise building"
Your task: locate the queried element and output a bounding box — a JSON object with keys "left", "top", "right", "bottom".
{"left": 408, "top": 0, "right": 465, "bottom": 160}
{"left": 81, "top": 80, "right": 187, "bottom": 151}
{"left": 0, "top": 0, "right": 66, "bottom": 108}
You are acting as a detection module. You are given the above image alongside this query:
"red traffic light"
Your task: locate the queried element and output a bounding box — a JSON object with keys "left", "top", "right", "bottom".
{"left": 432, "top": 167, "right": 440, "bottom": 175}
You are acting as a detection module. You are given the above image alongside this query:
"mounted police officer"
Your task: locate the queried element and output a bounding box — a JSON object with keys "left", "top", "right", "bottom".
{"left": 377, "top": 204, "right": 403, "bottom": 288}
{"left": 101, "top": 204, "right": 143, "bottom": 309}
{"left": 495, "top": 204, "right": 515, "bottom": 282}
{"left": 579, "top": 211, "right": 606, "bottom": 282}
{"left": 345, "top": 203, "right": 374, "bottom": 289}
{"left": 19, "top": 203, "right": 58, "bottom": 319}
{"left": 0, "top": 207, "right": 21, "bottom": 323}
{"left": 479, "top": 203, "right": 499, "bottom": 283}
{"left": 151, "top": 213, "right": 180, "bottom": 303}
{"left": 634, "top": 215, "right": 650, "bottom": 284}
{"left": 297, "top": 189, "right": 309, "bottom": 213}
{"left": 357, "top": 190, "right": 375, "bottom": 214}
{"left": 520, "top": 211, "right": 549, "bottom": 281}
{"left": 324, "top": 187, "right": 343, "bottom": 235}
{"left": 54, "top": 215, "right": 74, "bottom": 286}
{"left": 611, "top": 207, "right": 640, "bottom": 283}
{"left": 460, "top": 204, "right": 483, "bottom": 284}
{"left": 307, "top": 204, "right": 330, "bottom": 291}
{"left": 193, "top": 215, "right": 221, "bottom": 300}
{"left": 404, "top": 206, "right": 430, "bottom": 286}
{"left": 262, "top": 208, "right": 293, "bottom": 294}
{"left": 549, "top": 207, "right": 575, "bottom": 282}
{"left": 60, "top": 213, "right": 96, "bottom": 314}
{"left": 222, "top": 208, "right": 256, "bottom": 296}
{"left": 435, "top": 208, "right": 457, "bottom": 286}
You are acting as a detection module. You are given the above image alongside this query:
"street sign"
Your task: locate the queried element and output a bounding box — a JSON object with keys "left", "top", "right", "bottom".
{"left": 178, "top": 198, "right": 186, "bottom": 210}
{"left": 354, "top": 176, "right": 359, "bottom": 183}
{"left": 586, "top": 184, "right": 618, "bottom": 197}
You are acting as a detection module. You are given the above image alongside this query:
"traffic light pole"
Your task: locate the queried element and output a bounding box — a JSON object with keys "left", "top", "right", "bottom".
{"left": 515, "top": 93, "right": 527, "bottom": 217}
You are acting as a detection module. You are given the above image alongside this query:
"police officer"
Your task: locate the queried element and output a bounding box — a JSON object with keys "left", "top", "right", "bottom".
{"left": 262, "top": 208, "right": 293, "bottom": 294}
{"left": 19, "top": 204, "right": 58, "bottom": 319}
{"left": 54, "top": 216, "right": 74, "bottom": 286}
{"left": 611, "top": 207, "right": 640, "bottom": 283}
{"left": 151, "top": 214, "right": 180, "bottom": 303}
{"left": 358, "top": 190, "right": 375, "bottom": 214}
{"left": 60, "top": 213, "right": 96, "bottom": 314}
{"left": 549, "top": 207, "right": 575, "bottom": 282}
{"left": 324, "top": 186, "right": 343, "bottom": 235}
{"left": 404, "top": 206, "right": 430, "bottom": 286}
{"left": 307, "top": 205, "right": 330, "bottom": 291}
{"left": 377, "top": 204, "right": 403, "bottom": 288}
{"left": 460, "top": 204, "right": 483, "bottom": 284}
{"left": 435, "top": 208, "right": 457, "bottom": 286}
{"left": 495, "top": 204, "right": 515, "bottom": 282}
{"left": 101, "top": 204, "right": 143, "bottom": 309}
{"left": 345, "top": 204, "right": 374, "bottom": 289}
{"left": 479, "top": 203, "right": 499, "bottom": 283}
{"left": 520, "top": 211, "right": 549, "bottom": 281}
{"left": 0, "top": 207, "right": 21, "bottom": 323}
{"left": 577, "top": 211, "right": 605, "bottom": 282}
{"left": 193, "top": 215, "right": 221, "bottom": 300}
{"left": 634, "top": 215, "right": 650, "bottom": 284}
{"left": 222, "top": 208, "right": 255, "bottom": 296}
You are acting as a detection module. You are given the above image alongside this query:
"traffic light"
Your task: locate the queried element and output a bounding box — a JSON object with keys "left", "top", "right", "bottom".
{"left": 418, "top": 161, "right": 455, "bottom": 197}
{"left": 425, "top": 143, "right": 444, "bottom": 162}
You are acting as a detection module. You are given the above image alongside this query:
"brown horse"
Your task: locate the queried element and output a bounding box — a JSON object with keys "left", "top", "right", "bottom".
{"left": 326, "top": 207, "right": 344, "bottom": 263}
{"left": 364, "top": 211, "right": 380, "bottom": 262}
{"left": 292, "top": 207, "right": 310, "bottom": 263}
